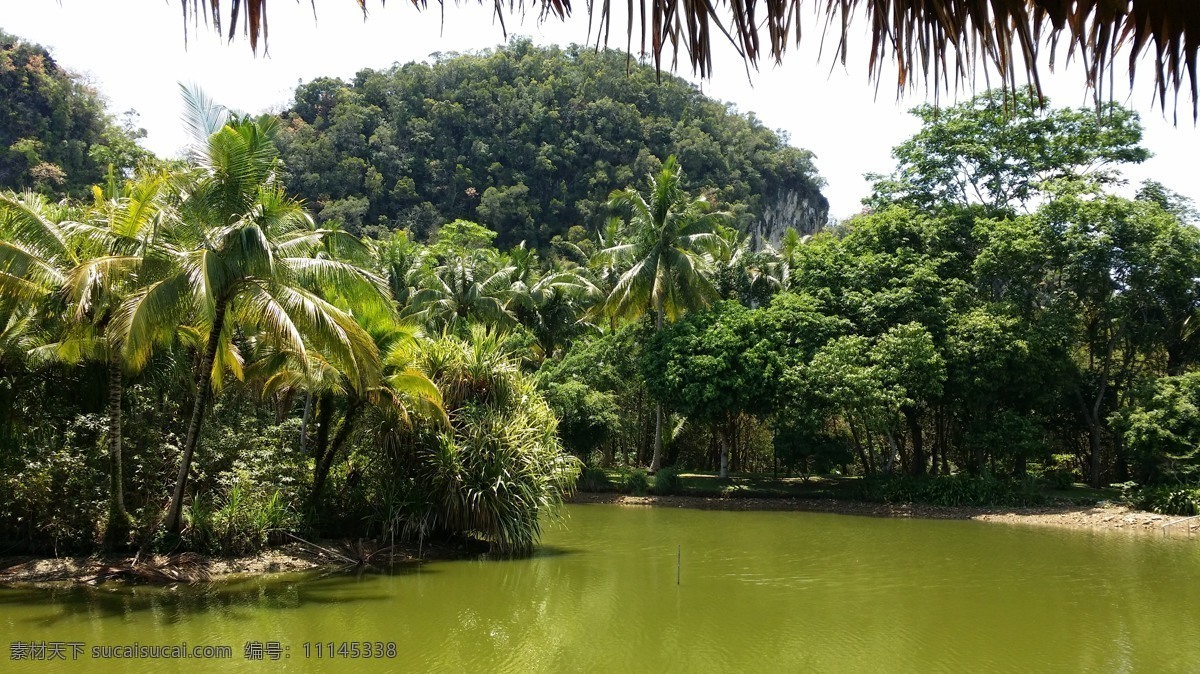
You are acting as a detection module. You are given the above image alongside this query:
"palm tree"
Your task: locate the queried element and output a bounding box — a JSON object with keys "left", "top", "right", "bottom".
{"left": 122, "top": 87, "right": 390, "bottom": 536}
{"left": 29, "top": 174, "right": 175, "bottom": 542}
{"left": 509, "top": 269, "right": 599, "bottom": 361}
{"left": 411, "top": 252, "right": 517, "bottom": 334}
{"left": 178, "top": 2, "right": 1200, "bottom": 121}
{"left": 255, "top": 302, "right": 445, "bottom": 506}
{"left": 600, "top": 156, "right": 728, "bottom": 471}
{"left": 711, "top": 226, "right": 786, "bottom": 307}
{"left": 0, "top": 190, "right": 156, "bottom": 540}
{"left": 373, "top": 230, "right": 430, "bottom": 311}
{"left": 499, "top": 242, "right": 599, "bottom": 361}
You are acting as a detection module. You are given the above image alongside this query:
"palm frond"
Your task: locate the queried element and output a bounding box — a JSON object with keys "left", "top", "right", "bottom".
{"left": 180, "top": 82, "right": 231, "bottom": 161}
{"left": 180, "top": 1, "right": 1200, "bottom": 120}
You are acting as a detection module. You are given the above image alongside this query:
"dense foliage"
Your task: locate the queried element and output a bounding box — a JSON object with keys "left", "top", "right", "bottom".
{"left": 0, "top": 31, "right": 149, "bottom": 197}
{"left": 274, "top": 40, "right": 827, "bottom": 245}
{"left": 3, "top": 38, "right": 1199, "bottom": 557}
{"left": 0, "top": 84, "right": 580, "bottom": 556}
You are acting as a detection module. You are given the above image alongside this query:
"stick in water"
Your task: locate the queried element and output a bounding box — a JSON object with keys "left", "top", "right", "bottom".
{"left": 677, "top": 545, "right": 680, "bottom": 585}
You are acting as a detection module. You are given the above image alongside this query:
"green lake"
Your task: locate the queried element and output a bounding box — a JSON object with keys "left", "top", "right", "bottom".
{"left": 4, "top": 504, "right": 1200, "bottom": 672}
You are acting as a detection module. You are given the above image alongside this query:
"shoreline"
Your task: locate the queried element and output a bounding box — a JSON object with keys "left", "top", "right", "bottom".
{"left": 566, "top": 492, "right": 1198, "bottom": 536}
{"left": 0, "top": 538, "right": 466, "bottom": 587}
{"left": 3, "top": 495, "right": 1193, "bottom": 586}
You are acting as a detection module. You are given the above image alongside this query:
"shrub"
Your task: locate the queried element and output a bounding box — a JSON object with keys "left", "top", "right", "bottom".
{"left": 652, "top": 467, "right": 681, "bottom": 495}
{"left": 0, "top": 414, "right": 108, "bottom": 553}
{"left": 184, "top": 481, "right": 298, "bottom": 555}
{"left": 578, "top": 465, "right": 612, "bottom": 492}
{"left": 1041, "top": 454, "right": 1076, "bottom": 489}
{"left": 1136, "top": 485, "right": 1200, "bottom": 516}
{"left": 858, "top": 474, "right": 1047, "bottom": 507}
{"left": 623, "top": 468, "right": 650, "bottom": 496}
{"left": 384, "top": 330, "right": 581, "bottom": 555}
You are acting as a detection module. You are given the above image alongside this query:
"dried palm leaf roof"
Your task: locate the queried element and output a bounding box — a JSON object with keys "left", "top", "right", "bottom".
{"left": 179, "top": 1, "right": 1200, "bottom": 120}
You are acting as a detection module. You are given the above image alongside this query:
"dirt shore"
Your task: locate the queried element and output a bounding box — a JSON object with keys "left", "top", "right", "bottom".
{"left": 0, "top": 537, "right": 462, "bottom": 586}
{"left": 567, "top": 492, "right": 1200, "bottom": 537}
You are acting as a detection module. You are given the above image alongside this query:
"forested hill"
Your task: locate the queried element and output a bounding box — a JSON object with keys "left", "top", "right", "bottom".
{"left": 0, "top": 30, "right": 147, "bottom": 197}
{"left": 275, "top": 40, "right": 828, "bottom": 247}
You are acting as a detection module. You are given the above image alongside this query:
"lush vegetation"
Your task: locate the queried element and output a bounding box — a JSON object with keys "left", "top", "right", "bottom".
{"left": 0, "top": 79, "right": 582, "bottom": 556}
{"left": 539, "top": 91, "right": 1200, "bottom": 513}
{"left": 3, "top": 33, "right": 1200, "bottom": 558}
{"left": 0, "top": 30, "right": 149, "bottom": 197}
{"left": 273, "top": 40, "right": 827, "bottom": 245}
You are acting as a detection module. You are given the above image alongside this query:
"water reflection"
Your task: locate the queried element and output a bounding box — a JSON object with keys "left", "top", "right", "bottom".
{"left": 0, "top": 566, "right": 421, "bottom": 627}
{"left": 2, "top": 506, "right": 1199, "bottom": 673}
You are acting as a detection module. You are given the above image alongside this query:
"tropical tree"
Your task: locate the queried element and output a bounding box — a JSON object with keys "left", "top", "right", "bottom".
{"left": 411, "top": 253, "right": 517, "bottom": 334}
{"left": 507, "top": 263, "right": 598, "bottom": 361}
{"left": 254, "top": 307, "right": 444, "bottom": 507}
{"left": 866, "top": 90, "right": 1148, "bottom": 213}
{"left": 32, "top": 174, "right": 177, "bottom": 541}
{"left": 0, "top": 190, "right": 169, "bottom": 539}
{"left": 600, "top": 156, "right": 728, "bottom": 471}
{"left": 871, "top": 322, "right": 946, "bottom": 476}
{"left": 123, "top": 88, "right": 389, "bottom": 535}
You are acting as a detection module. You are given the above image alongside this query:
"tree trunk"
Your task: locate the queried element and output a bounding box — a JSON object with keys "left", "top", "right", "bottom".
{"left": 719, "top": 419, "right": 731, "bottom": 479}
{"left": 299, "top": 391, "right": 313, "bottom": 455}
{"left": 904, "top": 406, "right": 925, "bottom": 477}
{"left": 849, "top": 420, "right": 870, "bottom": 475}
{"left": 105, "top": 356, "right": 131, "bottom": 545}
{"left": 313, "top": 393, "right": 333, "bottom": 459}
{"left": 1087, "top": 417, "right": 1104, "bottom": 487}
{"left": 311, "top": 399, "right": 364, "bottom": 505}
{"left": 885, "top": 431, "right": 897, "bottom": 474}
{"left": 164, "top": 299, "right": 227, "bottom": 536}
{"left": 864, "top": 417, "right": 878, "bottom": 474}
{"left": 649, "top": 307, "right": 665, "bottom": 472}
{"left": 1075, "top": 389, "right": 1107, "bottom": 488}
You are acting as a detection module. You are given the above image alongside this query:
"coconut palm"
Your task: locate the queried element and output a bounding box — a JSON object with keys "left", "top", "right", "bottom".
{"left": 601, "top": 156, "right": 729, "bottom": 471}
{"left": 0, "top": 190, "right": 157, "bottom": 540}
{"left": 508, "top": 269, "right": 599, "bottom": 361}
{"left": 411, "top": 253, "right": 517, "bottom": 334}
{"left": 373, "top": 230, "right": 430, "bottom": 311}
{"left": 255, "top": 303, "right": 445, "bottom": 506}
{"left": 122, "top": 88, "right": 390, "bottom": 535}
{"left": 26, "top": 174, "right": 177, "bottom": 542}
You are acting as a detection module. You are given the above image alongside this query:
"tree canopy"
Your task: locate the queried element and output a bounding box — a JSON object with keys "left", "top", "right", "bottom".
{"left": 0, "top": 30, "right": 149, "bottom": 197}
{"left": 274, "top": 41, "right": 826, "bottom": 245}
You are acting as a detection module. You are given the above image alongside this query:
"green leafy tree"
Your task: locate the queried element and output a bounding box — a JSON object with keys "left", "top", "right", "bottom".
{"left": 1049, "top": 195, "right": 1200, "bottom": 485}
{"left": 0, "top": 31, "right": 149, "bottom": 196}
{"left": 643, "top": 301, "right": 763, "bottom": 477}
{"left": 867, "top": 89, "right": 1148, "bottom": 213}
{"left": 1119, "top": 372, "right": 1200, "bottom": 483}
{"left": 871, "top": 323, "right": 945, "bottom": 476}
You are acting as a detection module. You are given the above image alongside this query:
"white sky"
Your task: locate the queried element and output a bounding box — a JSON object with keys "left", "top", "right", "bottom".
{"left": 2, "top": 1, "right": 1197, "bottom": 220}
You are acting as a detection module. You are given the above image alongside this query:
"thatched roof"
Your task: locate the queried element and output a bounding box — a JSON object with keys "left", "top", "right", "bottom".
{"left": 180, "top": 1, "right": 1199, "bottom": 120}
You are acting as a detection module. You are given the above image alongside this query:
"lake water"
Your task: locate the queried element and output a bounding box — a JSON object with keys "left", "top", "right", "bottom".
{"left": 3, "top": 504, "right": 1199, "bottom": 672}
